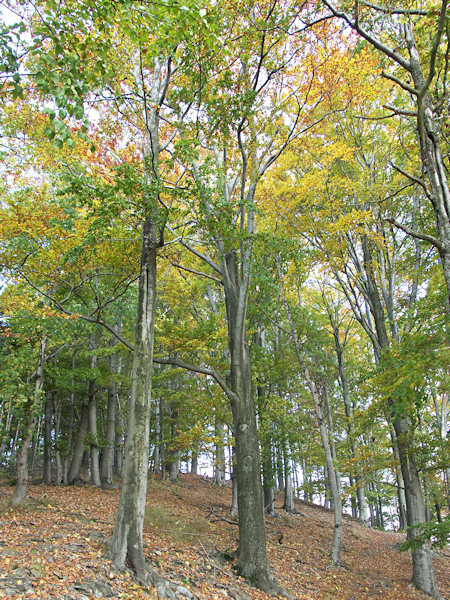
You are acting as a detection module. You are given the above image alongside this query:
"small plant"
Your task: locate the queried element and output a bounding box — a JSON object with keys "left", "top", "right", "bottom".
{"left": 145, "top": 505, "right": 209, "bottom": 541}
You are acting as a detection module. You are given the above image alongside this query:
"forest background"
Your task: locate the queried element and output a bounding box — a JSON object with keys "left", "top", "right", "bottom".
{"left": 0, "top": 0, "right": 448, "bottom": 598}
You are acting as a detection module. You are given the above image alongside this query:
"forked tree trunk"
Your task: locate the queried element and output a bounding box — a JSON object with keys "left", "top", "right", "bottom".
{"left": 12, "top": 337, "right": 47, "bottom": 506}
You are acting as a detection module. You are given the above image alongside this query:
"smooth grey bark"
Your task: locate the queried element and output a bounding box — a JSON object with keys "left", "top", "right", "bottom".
{"left": 283, "top": 454, "right": 296, "bottom": 514}
{"left": 107, "top": 214, "right": 158, "bottom": 581}
{"left": 67, "top": 402, "right": 89, "bottom": 484}
{"left": 389, "top": 428, "right": 407, "bottom": 530}
{"left": 262, "top": 439, "right": 275, "bottom": 516}
{"left": 230, "top": 446, "right": 238, "bottom": 518}
{"left": 221, "top": 249, "right": 279, "bottom": 592}
{"left": 101, "top": 353, "right": 120, "bottom": 488}
{"left": 12, "top": 336, "right": 47, "bottom": 506}
{"left": 88, "top": 335, "right": 101, "bottom": 487}
{"left": 190, "top": 448, "right": 198, "bottom": 475}
{"left": 101, "top": 342, "right": 122, "bottom": 487}
{"left": 152, "top": 396, "right": 161, "bottom": 473}
{"left": 167, "top": 400, "right": 179, "bottom": 483}
{"left": 107, "top": 56, "right": 167, "bottom": 592}
{"left": 52, "top": 397, "right": 63, "bottom": 486}
{"left": 114, "top": 406, "right": 124, "bottom": 478}
{"left": 214, "top": 419, "right": 226, "bottom": 486}
{"left": 43, "top": 392, "right": 53, "bottom": 485}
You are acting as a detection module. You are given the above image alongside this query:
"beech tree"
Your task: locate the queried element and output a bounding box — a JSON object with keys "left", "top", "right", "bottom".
{"left": 321, "top": 0, "right": 450, "bottom": 308}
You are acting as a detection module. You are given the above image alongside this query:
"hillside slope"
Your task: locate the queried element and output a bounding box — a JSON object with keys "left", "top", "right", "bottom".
{"left": 0, "top": 474, "right": 448, "bottom": 600}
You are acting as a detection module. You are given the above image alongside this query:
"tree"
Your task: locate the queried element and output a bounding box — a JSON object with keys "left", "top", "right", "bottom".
{"left": 321, "top": 0, "right": 450, "bottom": 309}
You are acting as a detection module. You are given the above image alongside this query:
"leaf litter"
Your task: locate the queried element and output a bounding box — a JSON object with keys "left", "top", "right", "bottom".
{"left": 0, "top": 474, "right": 448, "bottom": 600}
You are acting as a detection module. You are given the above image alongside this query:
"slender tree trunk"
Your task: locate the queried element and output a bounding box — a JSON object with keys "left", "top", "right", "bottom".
{"left": 101, "top": 354, "right": 119, "bottom": 488}
{"left": 262, "top": 440, "right": 275, "bottom": 516}
{"left": 230, "top": 445, "right": 239, "bottom": 518}
{"left": 338, "top": 345, "right": 370, "bottom": 526}
{"left": 190, "top": 447, "right": 198, "bottom": 475}
{"left": 30, "top": 416, "right": 41, "bottom": 480}
{"left": 167, "top": 401, "right": 180, "bottom": 484}
{"left": 88, "top": 335, "right": 101, "bottom": 487}
{"left": 43, "top": 392, "right": 53, "bottom": 485}
{"left": 214, "top": 419, "right": 226, "bottom": 486}
{"left": 283, "top": 448, "right": 296, "bottom": 514}
{"left": 53, "top": 399, "right": 62, "bottom": 486}
{"left": 107, "top": 56, "right": 166, "bottom": 587}
{"left": 278, "top": 260, "right": 343, "bottom": 566}
{"left": 12, "top": 337, "right": 47, "bottom": 506}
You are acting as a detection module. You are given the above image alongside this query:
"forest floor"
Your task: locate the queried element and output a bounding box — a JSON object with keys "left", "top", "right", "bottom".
{"left": 0, "top": 473, "right": 448, "bottom": 600}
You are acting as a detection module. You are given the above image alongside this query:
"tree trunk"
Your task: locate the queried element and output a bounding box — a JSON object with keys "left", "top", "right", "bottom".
{"left": 262, "top": 440, "right": 275, "bottom": 516}
{"left": 278, "top": 260, "right": 343, "bottom": 566}
{"left": 43, "top": 392, "right": 53, "bottom": 485}
{"left": 221, "top": 250, "right": 280, "bottom": 594}
{"left": 214, "top": 419, "right": 226, "bottom": 486}
{"left": 107, "top": 54, "right": 164, "bottom": 580}
{"left": 101, "top": 354, "right": 119, "bottom": 488}
{"left": 393, "top": 415, "right": 441, "bottom": 597}
{"left": 107, "top": 216, "right": 160, "bottom": 584}
{"left": 53, "top": 398, "right": 63, "bottom": 486}
{"left": 230, "top": 446, "right": 238, "bottom": 518}
{"left": 67, "top": 402, "right": 89, "bottom": 484}
{"left": 191, "top": 447, "right": 198, "bottom": 475}
{"left": 88, "top": 335, "right": 101, "bottom": 487}
{"left": 283, "top": 449, "right": 296, "bottom": 514}
{"left": 12, "top": 337, "right": 46, "bottom": 506}
{"left": 337, "top": 341, "right": 370, "bottom": 526}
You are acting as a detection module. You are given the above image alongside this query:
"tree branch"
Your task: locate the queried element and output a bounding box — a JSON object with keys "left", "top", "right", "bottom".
{"left": 385, "top": 218, "right": 444, "bottom": 252}
{"left": 153, "top": 356, "right": 238, "bottom": 404}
